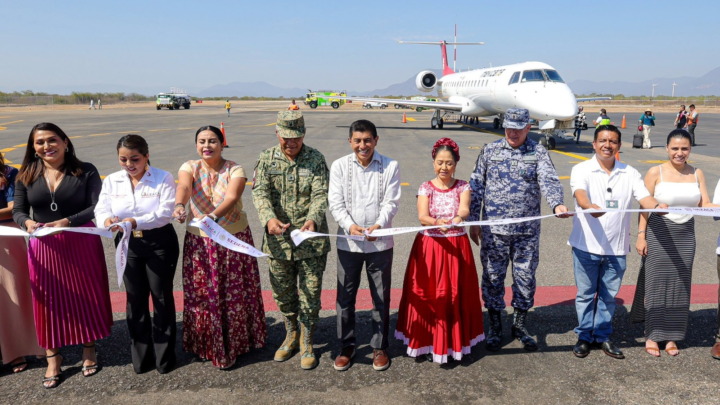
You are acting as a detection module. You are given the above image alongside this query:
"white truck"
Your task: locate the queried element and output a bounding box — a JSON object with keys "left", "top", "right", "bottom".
{"left": 362, "top": 101, "right": 387, "bottom": 109}
{"left": 156, "top": 92, "right": 191, "bottom": 110}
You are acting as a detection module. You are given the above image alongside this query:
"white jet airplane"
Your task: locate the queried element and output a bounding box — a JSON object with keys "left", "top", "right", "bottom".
{"left": 339, "top": 40, "right": 609, "bottom": 150}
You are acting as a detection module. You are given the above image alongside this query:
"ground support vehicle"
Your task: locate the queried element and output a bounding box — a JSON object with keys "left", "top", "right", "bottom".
{"left": 304, "top": 90, "right": 347, "bottom": 109}
{"left": 363, "top": 101, "right": 387, "bottom": 109}
{"left": 156, "top": 92, "right": 191, "bottom": 110}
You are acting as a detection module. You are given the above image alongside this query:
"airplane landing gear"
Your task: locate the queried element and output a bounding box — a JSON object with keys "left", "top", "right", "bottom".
{"left": 493, "top": 114, "right": 504, "bottom": 130}
{"left": 431, "top": 110, "right": 444, "bottom": 129}
{"left": 539, "top": 135, "right": 556, "bottom": 150}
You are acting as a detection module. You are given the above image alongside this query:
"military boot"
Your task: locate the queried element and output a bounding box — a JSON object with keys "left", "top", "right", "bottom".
{"left": 486, "top": 309, "right": 503, "bottom": 352}
{"left": 299, "top": 323, "right": 318, "bottom": 370}
{"left": 512, "top": 309, "right": 538, "bottom": 351}
{"left": 274, "top": 316, "right": 299, "bottom": 362}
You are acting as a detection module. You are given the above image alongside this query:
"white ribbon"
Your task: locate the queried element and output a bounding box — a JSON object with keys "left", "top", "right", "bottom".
{"left": 189, "top": 217, "right": 268, "bottom": 258}
{"left": 0, "top": 223, "right": 129, "bottom": 287}
{"left": 114, "top": 222, "right": 132, "bottom": 287}
{"left": 290, "top": 229, "right": 365, "bottom": 247}
{"left": 288, "top": 207, "right": 720, "bottom": 241}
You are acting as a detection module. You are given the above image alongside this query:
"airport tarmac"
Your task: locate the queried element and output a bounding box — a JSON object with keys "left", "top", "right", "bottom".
{"left": 1, "top": 103, "right": 720, "bottom": 404}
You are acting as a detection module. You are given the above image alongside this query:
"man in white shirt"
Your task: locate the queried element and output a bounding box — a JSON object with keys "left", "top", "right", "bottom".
{"left": 328, "top": 119, "right": 401, "bottom": 372}
{"left": 568, "top": 124, "right": 667, "bottom": 360}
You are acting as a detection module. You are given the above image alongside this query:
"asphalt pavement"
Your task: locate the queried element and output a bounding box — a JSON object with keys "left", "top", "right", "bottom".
{"left": 1, "top": 103, "right": 720, "bottom": 404}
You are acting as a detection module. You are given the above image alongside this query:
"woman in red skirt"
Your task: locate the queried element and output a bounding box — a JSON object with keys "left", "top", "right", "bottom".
{"left": 395, "top": 138, "right": 484, "bottom": 364}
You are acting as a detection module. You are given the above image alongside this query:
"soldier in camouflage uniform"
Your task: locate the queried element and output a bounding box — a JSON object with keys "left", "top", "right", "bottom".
{"left": 468, "top": 108, "right": 570, "bottom": 352}
{"left": 252, "top": 110, "right": 330, "bottom": 370}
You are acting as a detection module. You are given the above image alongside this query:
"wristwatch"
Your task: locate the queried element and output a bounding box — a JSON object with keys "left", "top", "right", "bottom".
{"left": 208, "top": 213, "right": 220, "bottom": 223}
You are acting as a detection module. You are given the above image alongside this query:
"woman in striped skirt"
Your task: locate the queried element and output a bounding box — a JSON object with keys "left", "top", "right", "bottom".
{"left": 630, "top": 130, "right": 719, "bottom": 357}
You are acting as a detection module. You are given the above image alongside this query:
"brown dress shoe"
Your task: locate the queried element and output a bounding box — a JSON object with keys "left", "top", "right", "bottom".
{"left": 333, "top": 346, "right": 355, "bottom": 371}
{"left": 372, "top": 349, "right": 390, "bottom": 371}
{"left": 711, "top": 342, "right": 720, "bottom": 360}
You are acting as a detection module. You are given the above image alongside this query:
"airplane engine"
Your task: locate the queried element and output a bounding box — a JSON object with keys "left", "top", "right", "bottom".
{"left": 415, "top": 70, "right": 437, "bottom": 93}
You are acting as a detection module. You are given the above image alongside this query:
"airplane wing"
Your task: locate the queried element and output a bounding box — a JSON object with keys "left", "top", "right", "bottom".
{"left": 576, "top": 97, "right": 612, "bottom": 102}
{"left": 334, "top": 96, "right": 462, "bottom": 111}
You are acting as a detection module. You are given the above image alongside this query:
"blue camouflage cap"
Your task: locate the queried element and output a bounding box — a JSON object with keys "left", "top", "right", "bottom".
{"left": 503, "top": 108, "right": 530, "bottom": 129}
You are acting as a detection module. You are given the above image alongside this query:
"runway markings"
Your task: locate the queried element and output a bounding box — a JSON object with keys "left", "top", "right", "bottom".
{"left": 468, "top": 146, "right": 481, "bottom": 149}
{"left": 88, "top": 133, "right": 112, "bottom": 137}
{"left": 176, "top": 127, "right": 195, "bottom": 130}
{"left": 550, "top": 150, "right": 589, "bottom": 161}
{"left": 10, "top": 164, "right": 20, "bottom": 169}
{"left": 68, "top": 136, "right": 83, "bottom": 139}
{"left": 148, "top": 129, "right": 172, "bottom": 132}
{"left": 0, "top": 148, "right": 16, "bottom": 153}
{"left": 406, "top": 117, "right": 417, "bottom": 122}
{"left": 0, "top": 120, "right": 24, "bottom": 126}
{"left": 235, "top": 122, "right": 277, "bottom": 128}
{"left": 13, "top": 144, "right": 26, "bottom": 148}
{"left": 107, "top": 284, "right": 720, "bottom": 313}
{"left": 117, "top": 131, "right": 141, "bottom": 134}
{"left": 559, "top": 176, "right": 570, "bottom": 180}
{"left": 569, "top": 161, "right": 584, "bottom": 164}
{"left": 401, "top": 182, "right": 410, "bottom": 186}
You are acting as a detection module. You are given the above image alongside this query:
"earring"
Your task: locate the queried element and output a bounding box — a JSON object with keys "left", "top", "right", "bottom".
{"left": 145, "top": 163, "right": 150, "bottom": 171}
{"left": 35, "top": 153, "right": 39, "bottom": 158}
{"left": 66, "top": 147, "right": 69, "bottom": 153}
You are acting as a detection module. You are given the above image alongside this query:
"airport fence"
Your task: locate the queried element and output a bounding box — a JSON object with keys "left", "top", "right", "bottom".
{"left": 579, "top": 98, "right": 719, "bottom": 108}
{"left": 0, "top": 95, "right": 55, "bottom": 107}
{"left": 0, "top": 93, "right": 153, "bottom": 108}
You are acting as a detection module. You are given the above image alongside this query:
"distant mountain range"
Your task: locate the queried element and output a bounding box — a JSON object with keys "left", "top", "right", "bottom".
{"left": 567, "top": 66, "right": 720, "bottom": 97}
{"left": 6, "top": 66, "right": 720, "bottom": 97}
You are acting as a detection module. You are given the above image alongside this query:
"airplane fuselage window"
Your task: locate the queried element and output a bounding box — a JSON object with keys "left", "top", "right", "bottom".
{"left": 521, "top": 70, "right": 545, "bottom": 82}
{"left": 508, "top": 72, "right": 520, "bottom": 85}
{"left": 544, "top": 70, "right": 565, "bottom": 83}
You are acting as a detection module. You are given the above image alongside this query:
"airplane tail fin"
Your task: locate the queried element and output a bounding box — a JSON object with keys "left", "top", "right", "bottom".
{"left": 397, "top": 41, "right": 484, "bottom": 77}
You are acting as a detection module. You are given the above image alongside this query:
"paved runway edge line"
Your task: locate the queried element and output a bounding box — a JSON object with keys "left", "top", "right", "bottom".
{"left": 109, "top": 284, "right": 719, "bottom": 313}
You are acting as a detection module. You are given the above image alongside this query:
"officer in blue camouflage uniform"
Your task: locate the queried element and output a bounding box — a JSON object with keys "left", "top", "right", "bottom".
{"left": 252, "top": 110, "right": 330, "bottom": 370}
{"left": 468, "top": 108, "right": 570, "bottom": 352}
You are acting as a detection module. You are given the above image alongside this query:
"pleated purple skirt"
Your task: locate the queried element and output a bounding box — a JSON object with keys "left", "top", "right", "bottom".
{"left": 27, "top": 222, "right": 113, "bottom": 349}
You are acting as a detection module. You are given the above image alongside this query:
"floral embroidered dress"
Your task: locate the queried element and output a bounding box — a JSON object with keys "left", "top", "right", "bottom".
{"left": 180, "top": 159, "right": 267, "bottom": 367}
{"left": 395, "top": 180, "right": 485, "bottom": 363}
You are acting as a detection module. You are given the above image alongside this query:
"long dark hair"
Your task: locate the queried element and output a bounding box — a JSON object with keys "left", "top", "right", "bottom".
{"left": 17, "top": 123, "right": 84, "bottom": 185}
{"left": 117, "top": 134, "right": 151, "bottom": 165}
{"left": 0, "top": 152, "right": 7, "bottom": 189}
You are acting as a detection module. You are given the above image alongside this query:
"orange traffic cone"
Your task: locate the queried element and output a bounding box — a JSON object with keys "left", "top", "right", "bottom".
{"left": 621, "top": 114, "right": 627, "bottom": 129}
{"left": 615, "top": 151, "right": 620, "bottom": 161}
{"left": 221, "top": 122, "right": 229, "bottom": 148}
{"left": 402, "top": 112, "right": 407, "bottom": 124}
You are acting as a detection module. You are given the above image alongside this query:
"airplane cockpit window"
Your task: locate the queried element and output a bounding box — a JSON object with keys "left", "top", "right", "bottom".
{"left": 544, "top": 70, "right": 565, "bottom": 83}
{"left": 521, "top": 70, "right": 545, "bottom": 82}
{"left": 508, "top": 72, "right": 520, "bottom": 85}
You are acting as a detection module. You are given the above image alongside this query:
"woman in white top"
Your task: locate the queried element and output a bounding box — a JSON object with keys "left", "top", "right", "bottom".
{"left": 95, "top": 134, "right": 179, "bottom": 374}
{"left": 630, "top": 130, "right": 718, "bottom": 357}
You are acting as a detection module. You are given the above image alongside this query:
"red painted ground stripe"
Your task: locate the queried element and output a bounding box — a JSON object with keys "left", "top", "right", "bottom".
{"left": 109, "top": 285, "right": 719, "bottom": 313}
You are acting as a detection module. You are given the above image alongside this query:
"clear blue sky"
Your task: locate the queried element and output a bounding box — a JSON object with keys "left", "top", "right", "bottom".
{"left": 2, "top": 0, "right": 719, "bottom": 93}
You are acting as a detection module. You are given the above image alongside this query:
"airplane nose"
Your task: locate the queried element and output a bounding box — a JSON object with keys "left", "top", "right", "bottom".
{"left": 547, "top": 85, "right": 577, "bottom": 120}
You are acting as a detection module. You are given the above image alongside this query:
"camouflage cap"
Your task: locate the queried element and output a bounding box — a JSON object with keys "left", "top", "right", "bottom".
{"left": 503, "top": 108, "right": 530, "bottom": 129}
{"left": 276, "top": 110, "right": 306, "bottom": 138}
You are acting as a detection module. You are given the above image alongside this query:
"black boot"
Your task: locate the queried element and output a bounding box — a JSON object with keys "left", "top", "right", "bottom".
{"left": 512, "top": 309, "right": 538, "bottom": 351}
{"left": 485, "top": 309, "right": 503, "bottom": 352}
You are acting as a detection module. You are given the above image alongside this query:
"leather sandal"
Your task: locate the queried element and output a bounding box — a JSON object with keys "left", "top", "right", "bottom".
{"left": 665, "top": 343, "right": 679, "bottom": 357}
{"left": 645, "top": 347, "right": 661, "bottom": 357}
{"left": 10, "top": 358, "right": 28, "bottom": 373}
{"left": 43, "top": 353, "right": 63, "bottom": 389}
{"left": 82, "top": 344, "right": 99, "bottom": 377}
